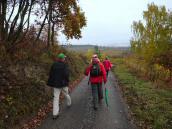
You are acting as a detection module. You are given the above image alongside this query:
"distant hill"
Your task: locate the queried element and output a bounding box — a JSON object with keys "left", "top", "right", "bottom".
{"left": 60, "top": 45, "right": 130, "bottom": 52}
{"left": 61, "top": 45, "right": 95, "bottom": 52}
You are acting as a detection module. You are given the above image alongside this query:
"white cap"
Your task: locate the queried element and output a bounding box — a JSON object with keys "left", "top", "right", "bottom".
{"left": 92, "top": 54, "right": 98, "bottom": 58}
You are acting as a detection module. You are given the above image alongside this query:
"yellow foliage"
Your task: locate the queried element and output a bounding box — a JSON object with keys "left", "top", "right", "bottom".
{"left": 124, "top": 56, "right": 171, "bottom": 83}
{"left": 86, "top": 49, "right": 94, "bottom": 62}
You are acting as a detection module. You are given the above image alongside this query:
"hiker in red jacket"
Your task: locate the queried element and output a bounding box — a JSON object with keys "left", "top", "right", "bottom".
{"left": 85, "top": 54, "right": 107, "bottom": 110}
{"left": 103, "top": 56, "right": 112, "bottom": 77}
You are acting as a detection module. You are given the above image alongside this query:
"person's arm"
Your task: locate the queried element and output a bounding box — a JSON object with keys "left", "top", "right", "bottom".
{"left": 47, "top": 63, "right": 55, "bottom": 86}
{"left": 64, "top": 64, "right": 70, "bottom": 83}
{"left": 49, "top": 64, "right": 54, "bottom": 77}
{"left": 85, "top": 65, "right": 91, "bottom": 76}
{"left": 107, "top": 60, "right": 112, "bottom": 70}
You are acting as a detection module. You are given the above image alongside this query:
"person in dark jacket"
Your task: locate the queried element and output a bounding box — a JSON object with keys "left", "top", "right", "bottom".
{"left": 47, "top": 53, "right": 71, "bottom": 119}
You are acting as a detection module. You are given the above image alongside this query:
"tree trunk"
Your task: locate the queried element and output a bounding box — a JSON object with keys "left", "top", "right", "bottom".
{"left": 12, "top": 0, "right": 29, "bottom": 44}
{"left": 47, "top": 16, "right": 51, "bottom": 49}
{"left": 35, "top": 12, "right": 48, "bottom": 45}
{"left": 5, "top": 0, "right": 16, "bottom": 38}
{"left": 47, "top": 0, "right": 52, "bottom": 49}
{"left": 0, "top": 0, "right": 7, "bottom": 41}
{"left": 7, "top": 0, "right": 25, "bottom": 42}
{"left": 0, "top": 1, "right": 2, "bottom": 41}
{"left": 51, "top": 23, "right": 55, "bottom": 46}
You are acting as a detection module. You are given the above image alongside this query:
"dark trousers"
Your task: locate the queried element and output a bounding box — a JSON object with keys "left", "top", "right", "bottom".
{"left": 106, "top": 70, "right": 109, "bottom": 77}
{"left": 91, "top": 83, "right": 103, "bottom": 108}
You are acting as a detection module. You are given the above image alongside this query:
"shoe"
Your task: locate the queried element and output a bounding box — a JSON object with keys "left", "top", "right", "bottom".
{"left": 53, "top": 115, "right": 59, "bottom": 119}
{"left": 67, "top": 104, "right": 72, "bottom": 108}
{"left": 93, "top": 106, "right": 98, "bottom": 110}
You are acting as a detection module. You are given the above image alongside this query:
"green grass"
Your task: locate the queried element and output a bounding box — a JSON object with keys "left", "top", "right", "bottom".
{"left": 112, "top": 58, "right": 172, "bottom": 129}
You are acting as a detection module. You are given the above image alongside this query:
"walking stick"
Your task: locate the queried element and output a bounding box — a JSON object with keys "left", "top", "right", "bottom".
{"left": 88, "top": 76, "right": 90, "bottom": 85}
{"left": 104, "top": 84, "right": 109, "bottom": 107}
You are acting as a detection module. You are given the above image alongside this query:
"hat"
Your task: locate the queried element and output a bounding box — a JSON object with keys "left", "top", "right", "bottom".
{"left": 57, "top": 53, "right": 66, "bottom": 59}
{"left": 92, "top": 54, "right": 98, "bottom": 58}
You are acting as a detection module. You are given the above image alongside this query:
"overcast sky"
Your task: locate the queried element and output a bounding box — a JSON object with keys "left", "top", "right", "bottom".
{"left": 59, "top": 0, "right": 172, "bottom": 47}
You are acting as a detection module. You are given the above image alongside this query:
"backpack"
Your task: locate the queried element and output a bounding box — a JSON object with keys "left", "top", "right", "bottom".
{"left": 103, "top": 60, "right": 109, "bottom": 71}
{"left": 90, "top": 63, "right": 102, "bottom": 77}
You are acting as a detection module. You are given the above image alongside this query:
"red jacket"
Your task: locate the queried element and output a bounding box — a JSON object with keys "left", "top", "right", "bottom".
{"left": 103, "top": 60, "right": 112, "bottom": 71}
{"left": 85, "top": 62, "right": 107, "bottom": 84}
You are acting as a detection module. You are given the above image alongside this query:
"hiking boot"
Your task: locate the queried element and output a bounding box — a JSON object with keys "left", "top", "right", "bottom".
{"left": 67, "top": 104, "right": 72, "bottom": 108}
{"left": 53, "top": 114, "right": 59, "bottom": 120}
{"left": 94, "top": 106, "right": 98, "bottom": 110}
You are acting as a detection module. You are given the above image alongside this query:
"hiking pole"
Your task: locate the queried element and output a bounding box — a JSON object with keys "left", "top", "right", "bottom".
{"left": 104, "top": 83, "right": 109, "bottom": 107}
{"left": 88, "top": 76, "right": 90, "bottom": 85}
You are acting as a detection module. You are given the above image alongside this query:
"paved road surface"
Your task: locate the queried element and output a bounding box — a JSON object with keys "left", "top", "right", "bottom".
{"left": 38, "top": 72, "right": 137, "bottom": 129}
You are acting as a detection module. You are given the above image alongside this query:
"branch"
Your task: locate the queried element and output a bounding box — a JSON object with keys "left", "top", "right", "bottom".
{"left": 12, "top": 0, "right": 29, "bottom": 44}
{"left": 7, "top": 0, "right": 16, "bottom": 23}
{"left": 7, "top": 0, "right": 25, "bottom": 41}
{"left": 15, "top": 0, "right": 34, "bottom": 44}
{"left": 35, "top": 10, "right": 48, "bottom": 43}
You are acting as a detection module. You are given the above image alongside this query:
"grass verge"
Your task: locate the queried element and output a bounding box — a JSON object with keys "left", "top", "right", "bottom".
{"left": 112, "top": 58, "right": 172, "bottom": 129}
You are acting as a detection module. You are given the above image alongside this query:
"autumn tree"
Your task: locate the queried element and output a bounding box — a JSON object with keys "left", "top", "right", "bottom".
{"left": 130, "top": 3, "right": 172, "bottom": 81}
{"left": 0, "top": 0, "right": 86, "bottom": 54}
{"left": 131, "top": 3, "right": 172, "bottom": 63}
